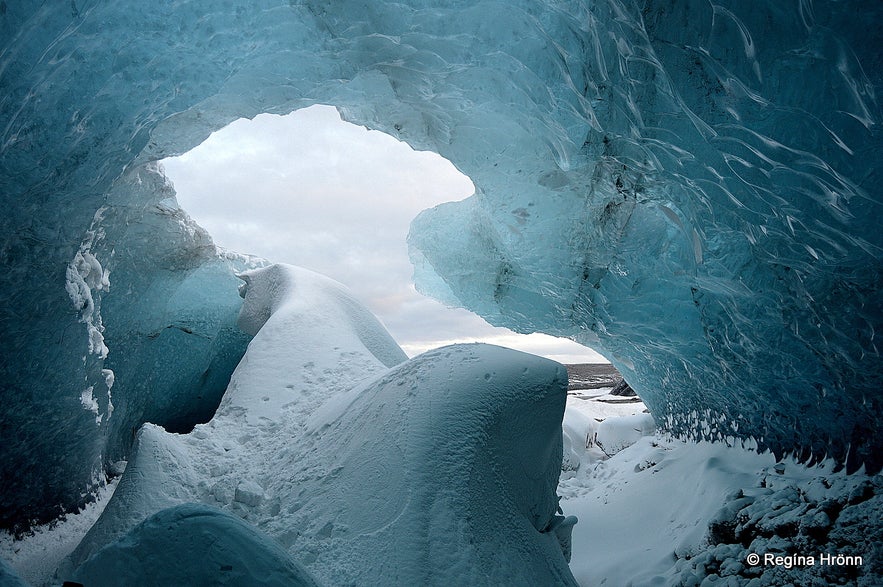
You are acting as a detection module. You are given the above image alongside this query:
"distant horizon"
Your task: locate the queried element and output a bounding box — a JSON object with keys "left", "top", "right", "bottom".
{"left": 162, "top": 105, "right": 609, "bottom": 365}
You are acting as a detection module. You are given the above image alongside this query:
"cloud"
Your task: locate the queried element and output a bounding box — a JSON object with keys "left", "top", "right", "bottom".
{"left": 161, "top": 105, "right": 607, "bottom": 365}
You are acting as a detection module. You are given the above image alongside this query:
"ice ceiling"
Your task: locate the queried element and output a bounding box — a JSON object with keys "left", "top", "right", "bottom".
{"left": 1, "top": 0, "right": 880, "bottom": 530}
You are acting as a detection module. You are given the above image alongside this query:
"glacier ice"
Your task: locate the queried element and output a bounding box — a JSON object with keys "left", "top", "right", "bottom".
{"left": 407, "top": 1, "right": 883, "bottom": 474}
{"left": 1, "top": 164, "right": 257, "bottom": 531}
{"left": 0, "top": 559, "right": 28, "bottom": 587}
{"left": 61, "top": 264, "right": 577, "bottom": 585}
{"left": 71, "top": 504, "right": 321, "bottom": 587}
{"left": 0, "top": 0, "right": 881, "bottom": 532}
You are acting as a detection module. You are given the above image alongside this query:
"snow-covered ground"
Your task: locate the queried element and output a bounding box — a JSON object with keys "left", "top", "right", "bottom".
{"left": 3, "top": 382, "right": 881, "bottom": 586}
{"left": 0, "top": 480, "right": 118, "bottom": 586}
{"left": 3, "top": 383, "right": 881, "bottom": 586}
{"left": 561, "top": 389, "right": 882, "bottom": 586}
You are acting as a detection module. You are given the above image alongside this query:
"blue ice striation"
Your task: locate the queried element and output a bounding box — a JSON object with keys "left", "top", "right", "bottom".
{"left": 0, "top": 0, "right": 881, "bottom": 536}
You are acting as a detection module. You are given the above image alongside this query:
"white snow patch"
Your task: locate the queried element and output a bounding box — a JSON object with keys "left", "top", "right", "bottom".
{"left": 66, "top": 207, "right": 114, "bottom": 424}
{"left": 0, "top": 479, "right": 119, "bottom": 587}
{"left": 561, "top": 437, "right": 766, "bottom": 585}
{"left": 65, "top": 249, "right": 110, "bottom": 360}
{"left": 64, "top": 207, "right": 111, "bottom": 353}
{"left": 78, "top": 387, "right": 102, "bottom": 425}
{"left": 561, "top": 389, "right": 651, "bottom": 473}
{"left": 101, "top": 369, "right": 115, "bottom": 419}
{"left": 595, "top": 413, "right": 656, "bottom": 456}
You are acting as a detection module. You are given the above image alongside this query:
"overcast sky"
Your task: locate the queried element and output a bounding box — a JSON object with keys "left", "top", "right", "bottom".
{"left": 161, "top": 105, "right": 607, "bottom": 364}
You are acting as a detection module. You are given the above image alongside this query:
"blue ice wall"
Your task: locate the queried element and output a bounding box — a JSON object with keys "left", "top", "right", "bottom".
{"left": 410, "top": 0, "right": 883, "bottom": 472}
{"left": 0, "top": 159, "right": 255, "bottom": 530}
{"left": 1, "top": 0, "right": 880, "bottom": 528}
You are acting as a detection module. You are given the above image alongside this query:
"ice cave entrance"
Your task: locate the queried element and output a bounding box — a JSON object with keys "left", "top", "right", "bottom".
{"left": 161, "top": 105, "right": 606, "bottom": 365}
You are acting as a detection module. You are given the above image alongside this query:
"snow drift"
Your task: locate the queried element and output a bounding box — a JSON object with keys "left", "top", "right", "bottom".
{"left": 61, "top": 264, "right": 577, "bottom": 585}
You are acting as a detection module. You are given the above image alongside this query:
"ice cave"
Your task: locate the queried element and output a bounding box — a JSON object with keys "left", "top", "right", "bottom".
{"left": 1, "top": 1, "right": 881, "bottom": 585}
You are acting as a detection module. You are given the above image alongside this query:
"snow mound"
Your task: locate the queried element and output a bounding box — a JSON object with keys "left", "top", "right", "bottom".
{"left": 235, "top": 263, "right": 406, "bottom": 370}
{"left": 282, "top": 343, "right": 577, "bottom": 586}
{"left": 227, "top": 264, "right": 407, "bottom": 424}
{"left": 61, "top": 264, "right": 577, "bottom": 586}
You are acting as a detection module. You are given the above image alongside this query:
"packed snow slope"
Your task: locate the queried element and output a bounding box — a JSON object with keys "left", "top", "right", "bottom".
{"left": 1, "top": 0, "right": 881, "bottom": 528}
{"left": 60, "top": 264, "right": 577, "bottom": 586}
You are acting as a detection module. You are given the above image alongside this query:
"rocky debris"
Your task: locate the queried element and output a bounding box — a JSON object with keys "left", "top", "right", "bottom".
{"left": 609, "top": 379, "right": 636, "bottom": 397}
{"left": 565, "top": 364, "right": 620, "bottom": 391}
{"left": 670, "top": 474, "right": 883, "bottom": 586}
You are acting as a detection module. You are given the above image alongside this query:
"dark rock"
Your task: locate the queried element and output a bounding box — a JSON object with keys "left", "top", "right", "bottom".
{"left": 609, "top": 379, "right": 637, "bottom": 397}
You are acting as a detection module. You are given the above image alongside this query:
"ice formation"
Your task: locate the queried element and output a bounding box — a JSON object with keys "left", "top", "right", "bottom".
{"left": 0, "top": 559, "right": 28, "bottom": 587}
{"left": 61, "top": 264, "right": 577, "bottom": 585}
{"left": 1, "top": 0, "right": 880, "bottom": 535}
{"left": 71, "top": 504, "right": 321, "bottom": 587}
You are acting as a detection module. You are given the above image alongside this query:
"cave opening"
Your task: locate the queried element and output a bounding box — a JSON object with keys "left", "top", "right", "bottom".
{"left": 160, "top": 104, "right": 608, "bottom": 367}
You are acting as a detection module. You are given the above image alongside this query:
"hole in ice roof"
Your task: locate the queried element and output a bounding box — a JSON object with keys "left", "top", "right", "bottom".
{"left": 161, "top": 105, "right": 606, "bottom": 365}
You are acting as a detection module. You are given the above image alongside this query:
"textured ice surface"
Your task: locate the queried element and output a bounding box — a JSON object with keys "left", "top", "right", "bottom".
{"left": 0, "top": 559, "right": 28, "bottom": 587}
{"left": 61, "top": 264, "right": 576, "bottom": 585}
{"left": 71, "top": 504, "right": 321, "bottom": 587}
{"left": 408, "top": 1, "right": 883, "bottom": 473}
{"left": 1, "top": 163, "right": 258, "bottom": 531}
{"left": 1, "top": 0, "right": 881, "bottom": 528}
